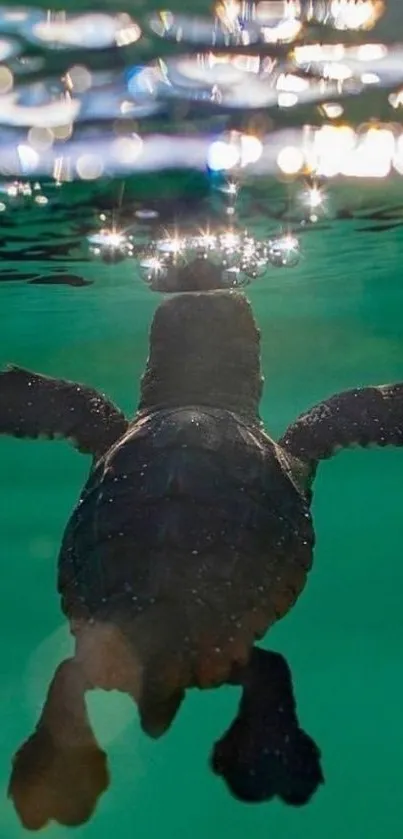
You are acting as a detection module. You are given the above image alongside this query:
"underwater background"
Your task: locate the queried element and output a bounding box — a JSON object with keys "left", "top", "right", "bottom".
{"left": 1, "top": 0, "right": 403, "bottom": 836}
{"left": 1, "top": 214, "right": 403, "bottom": 838}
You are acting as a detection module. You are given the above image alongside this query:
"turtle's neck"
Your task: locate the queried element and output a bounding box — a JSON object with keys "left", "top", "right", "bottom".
{"left": 137, "top": 290, "right": 263, "bottom": 423}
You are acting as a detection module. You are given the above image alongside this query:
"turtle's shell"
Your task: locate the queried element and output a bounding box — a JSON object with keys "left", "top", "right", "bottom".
{"left": 58, "top": 407, "right": 314, "bottom": 690}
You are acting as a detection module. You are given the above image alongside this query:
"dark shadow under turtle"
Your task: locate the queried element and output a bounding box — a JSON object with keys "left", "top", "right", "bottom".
{"left": 1, "top": 289, "right": 403, "bottom": 830}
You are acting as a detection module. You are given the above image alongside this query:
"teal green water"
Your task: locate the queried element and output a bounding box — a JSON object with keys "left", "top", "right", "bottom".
{"left": 1, "top": 222, "right": 403, "bottom": 837}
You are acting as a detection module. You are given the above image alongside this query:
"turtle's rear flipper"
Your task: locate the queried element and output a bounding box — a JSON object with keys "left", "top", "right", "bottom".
{"left": 0, "top": 366, "right": 128, "bottom": 457}
{"left": 211, "top": 648, "right": 323, "bottom": 806}
{"left": 279, "top": 383, "right": 403, "bottom": 469}
{"left": 8, "top": 658, "right": 109, "bottom": 830}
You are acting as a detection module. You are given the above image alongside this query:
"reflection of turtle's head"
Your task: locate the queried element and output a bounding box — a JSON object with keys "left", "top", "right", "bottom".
{"left": 138, "top": 290, "right": 263, "bottom": 421}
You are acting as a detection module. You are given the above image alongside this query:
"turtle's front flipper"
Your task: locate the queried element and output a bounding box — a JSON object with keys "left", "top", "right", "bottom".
{"left": 211, "top": 648, "right": 323, "bottom": 806}
{"left": 279, "top": 383, "right": 403, "bottom": 467}
{"left": 0, "top": 366, "right": 128, "bottom": 457}
{"left": 8, "top": 658, "right": 109, "bottom": 830}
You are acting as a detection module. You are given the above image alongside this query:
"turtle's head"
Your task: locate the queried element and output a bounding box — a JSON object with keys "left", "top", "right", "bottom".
{"left": 138, "top": 290, "right": 263, "bottom": 421}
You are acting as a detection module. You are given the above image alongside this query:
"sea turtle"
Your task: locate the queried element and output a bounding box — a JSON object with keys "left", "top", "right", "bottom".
{"left": 1, "top": 289, "right": 403, "bottom": 831}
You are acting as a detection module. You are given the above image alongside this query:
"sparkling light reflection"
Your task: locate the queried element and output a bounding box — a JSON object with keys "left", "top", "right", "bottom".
{"left": 87, "top": 222, "right": 302, "bottom": 285}
{"left": 0, "top": 2, "right": 396, "bottom": 181}
{"left": 88, "top": 228, "right": 134, "bottom": 261}
{"left": 329, "top": 0, "right": 384, "bottom": 31}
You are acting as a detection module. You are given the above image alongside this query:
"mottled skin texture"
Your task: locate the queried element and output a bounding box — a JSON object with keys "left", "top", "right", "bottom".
{"left": 1, "top": 290, "right": 403, "bottom": 831}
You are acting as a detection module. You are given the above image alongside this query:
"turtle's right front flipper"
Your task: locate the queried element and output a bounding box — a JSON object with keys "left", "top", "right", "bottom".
{"left": 211, "top": 648, "right": 323, "bottom": 806}
{"left": 279, "top": 383, "right": 403, "bottom": 466}
{"left": 0, "top": 366, "right": 129, "bottom": 457}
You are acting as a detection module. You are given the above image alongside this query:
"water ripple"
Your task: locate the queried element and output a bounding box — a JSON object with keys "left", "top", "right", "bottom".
{"left": 0, "top": 2, "right": 397, "bottom": 179}
{"left": 0, "top": 1, "right": 401, "bottom": 280}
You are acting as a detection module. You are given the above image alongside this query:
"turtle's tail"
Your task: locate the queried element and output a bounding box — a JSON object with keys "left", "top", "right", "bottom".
{"left": 279, "top": 383, "right": 403, "bottom": 466}
{"left": 136, "top": 675, "right": 185, "bottom": 739}
{"left": 114, "top": 596, "right": 252, "bottom": 739}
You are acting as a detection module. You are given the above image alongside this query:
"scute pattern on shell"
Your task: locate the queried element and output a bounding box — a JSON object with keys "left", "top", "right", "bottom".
{"left": 58, "top": 406, "right": 314, "bottom": 689}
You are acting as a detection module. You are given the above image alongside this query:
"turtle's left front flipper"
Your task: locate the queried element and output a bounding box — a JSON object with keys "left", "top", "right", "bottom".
{"left": 0, "top": 366, "right": 129, "bottom": 457}
{"left": 279, "top": 383, "right": 403, "bottom": 468}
